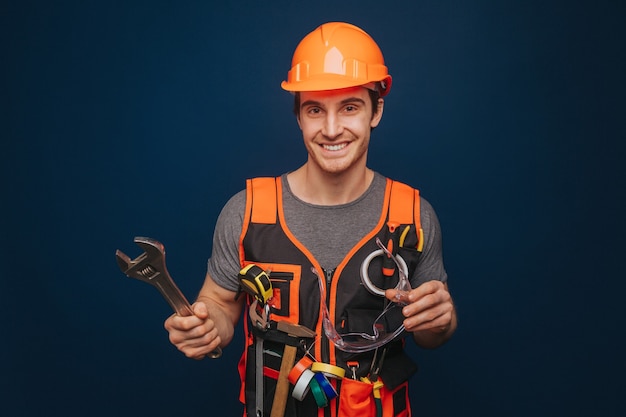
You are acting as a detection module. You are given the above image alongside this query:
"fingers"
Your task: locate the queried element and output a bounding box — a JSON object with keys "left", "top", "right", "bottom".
{"left": 192, "top": 301, "right": 209, "bottom": 319}
{"left": 385, "top": 288, "right": 411, "bottom": 304}
{"left": 163, "top": 302, "right": 220, "bottom": 360}
{"left": 387, "top": 281, "right": 453, "bottom": 333}
{"left": 172, "top": 327, "right": 222, "bottom": 360}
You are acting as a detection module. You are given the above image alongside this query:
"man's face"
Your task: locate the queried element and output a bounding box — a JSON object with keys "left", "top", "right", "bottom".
{"left": 297, "top": 86, "right": 383, "bottom": 176}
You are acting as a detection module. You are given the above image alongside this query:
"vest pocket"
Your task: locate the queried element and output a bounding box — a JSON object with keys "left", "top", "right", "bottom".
{"left": 380, "top": 380, "right": 411, "bottom": 417}
{"left": 337, "top": 377, "right": 376, "bottom": 417}
{"left": 267, "top": 271, "right": 293, "bottom": 318}
{"left": 252, "top": 262, "right": 302, "bottom": 324}
{"left": 336, "top": 378, "right": 412, "bottom": 417}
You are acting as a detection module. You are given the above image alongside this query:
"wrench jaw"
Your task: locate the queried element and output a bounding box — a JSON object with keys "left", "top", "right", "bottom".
{"left": 133, "top": 236, "right": 166, "bottom": 259}
{"left": 115, "top": 249, "right": 158, "bottom": 284}
{"left": 115, "top": 249, "right": 134, "bottom": 275}
{"left": 115, "top": 236, "right": 168, "bottom": 284}
{"left": 116, "top": 237, "right": 191, "bottom": 316}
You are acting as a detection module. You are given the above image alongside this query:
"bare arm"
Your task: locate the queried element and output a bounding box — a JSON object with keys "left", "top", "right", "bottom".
{"left": 386, "top": 280, "right": 457, "bottom": 349}
{"left": 164, "top": 272, "right": 244, "bottom": 359}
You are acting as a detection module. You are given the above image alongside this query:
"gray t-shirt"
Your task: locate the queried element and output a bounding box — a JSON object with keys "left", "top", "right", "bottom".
{"left": 207, "top": 172, "right": 447, "bottom": 292}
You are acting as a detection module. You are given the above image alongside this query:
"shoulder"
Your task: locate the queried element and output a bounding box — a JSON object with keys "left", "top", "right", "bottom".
{"left": 419, "top": 196, "right": 437, "bottom": 218}
{"left": 382, "top": 175, "right": 440, "bottom": 226}
{"left": 214, "top": 189, "right": 246, "bottom": 233}
{"left": 219, "top": 174, "right": 284, "bottom": 220}
{"left": 218, "top": 189, "right": 246, "bottom": 217}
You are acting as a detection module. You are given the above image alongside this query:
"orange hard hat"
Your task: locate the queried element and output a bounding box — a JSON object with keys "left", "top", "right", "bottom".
{"left": 281, "top": 22, "right": 392, "bottom": 96}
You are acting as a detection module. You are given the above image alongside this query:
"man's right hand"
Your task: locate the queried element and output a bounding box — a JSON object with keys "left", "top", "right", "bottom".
{"left": 164, "top": 301, "right": 222, "bottom": 360}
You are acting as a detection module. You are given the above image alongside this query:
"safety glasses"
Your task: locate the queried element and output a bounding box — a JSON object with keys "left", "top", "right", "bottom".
{"left": 314, "top": 238, "right": 411, "bottom": 353}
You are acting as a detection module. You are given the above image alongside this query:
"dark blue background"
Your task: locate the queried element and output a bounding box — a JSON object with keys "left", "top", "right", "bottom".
{"left": 3, "top": 1, "right": 625, "bottom": 416}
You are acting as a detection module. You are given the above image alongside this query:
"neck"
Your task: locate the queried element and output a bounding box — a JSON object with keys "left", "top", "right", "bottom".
{"left": 287, "top": 163, "right": 374, "bottom": 205}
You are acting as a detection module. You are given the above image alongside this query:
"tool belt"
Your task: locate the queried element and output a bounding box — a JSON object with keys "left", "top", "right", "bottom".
{"left": 244, "top": 326, "right": 417, "bottom": 417}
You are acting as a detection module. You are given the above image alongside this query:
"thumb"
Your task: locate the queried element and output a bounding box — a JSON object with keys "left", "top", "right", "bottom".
{"left": 385, "top": 288, "right": 411, "bottom": 305}
{"left": 192, "top": 301, "right": 209, "bottom": 319}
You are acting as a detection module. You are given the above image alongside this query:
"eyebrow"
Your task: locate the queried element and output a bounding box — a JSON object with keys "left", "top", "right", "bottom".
{"left": 301, "top": 97, "right": 366, "bottom": 110}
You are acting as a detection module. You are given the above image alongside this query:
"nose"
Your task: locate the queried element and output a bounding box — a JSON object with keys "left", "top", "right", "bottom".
{"left": 321, "top": 112, "right": 343, "bottom": 139}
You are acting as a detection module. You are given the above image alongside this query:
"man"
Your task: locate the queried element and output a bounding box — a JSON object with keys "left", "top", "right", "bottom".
{"left": 165, "top": 22, "right": 456, "bottom": 416}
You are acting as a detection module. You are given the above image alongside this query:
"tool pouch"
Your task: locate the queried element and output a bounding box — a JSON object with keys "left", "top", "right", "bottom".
{"left": 338, "top": 378, "right": 375, "bottom": 417}
{"left": 243, "top": 329, "right": 316, "bottom": 417}
{"left": 337, "top": 378, "right": 411, "bottom": 417}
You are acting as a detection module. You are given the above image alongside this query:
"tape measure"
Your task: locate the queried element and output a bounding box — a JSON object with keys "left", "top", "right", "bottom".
{"left": 238, "top": 264, "right": 273, "bottom": 305}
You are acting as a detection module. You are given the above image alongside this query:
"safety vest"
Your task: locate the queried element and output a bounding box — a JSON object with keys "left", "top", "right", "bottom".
{"left": 238, "top": 176, "right": 423, "bottom": 417}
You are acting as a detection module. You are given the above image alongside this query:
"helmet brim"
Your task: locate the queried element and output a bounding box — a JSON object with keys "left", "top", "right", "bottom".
{"left": 281, "top": 75, "right": 392, "bottom": 97}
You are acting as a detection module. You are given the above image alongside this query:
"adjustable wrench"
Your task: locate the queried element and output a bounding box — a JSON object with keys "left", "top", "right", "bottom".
{"left": 115, "top": 236, "right": 222, "bottom": 359}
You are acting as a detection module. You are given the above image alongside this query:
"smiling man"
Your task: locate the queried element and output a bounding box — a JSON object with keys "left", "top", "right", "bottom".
{"left": 289, "top": 87, "right": 382, "bottom": 204}
{"left": 165, "top": 22, "right": 456, "bottom": 417}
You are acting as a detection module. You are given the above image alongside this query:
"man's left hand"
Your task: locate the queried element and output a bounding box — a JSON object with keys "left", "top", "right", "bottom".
{"left": 386, "top": 280, "right": 455, "bottom": 334}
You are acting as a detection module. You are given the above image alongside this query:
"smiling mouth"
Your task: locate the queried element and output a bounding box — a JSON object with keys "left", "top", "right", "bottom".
{"left": 322, "top": 143, "right": 348, "bottom": 151}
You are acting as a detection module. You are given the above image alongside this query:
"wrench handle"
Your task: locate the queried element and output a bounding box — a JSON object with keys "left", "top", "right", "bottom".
{"left": 152, "top": 274, "right": 223, "bottom": 359}
{"left": 152, "top": 276, "right": 195, "bottom": 317}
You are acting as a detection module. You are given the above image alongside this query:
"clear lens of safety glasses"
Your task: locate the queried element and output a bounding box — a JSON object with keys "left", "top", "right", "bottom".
{"left": 314, "top": 238, "right": 411, "bottom": 353}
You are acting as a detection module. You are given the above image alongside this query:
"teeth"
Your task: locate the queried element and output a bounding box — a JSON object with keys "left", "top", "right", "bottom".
{"left": 323, "top": 143, "right": 347, "bottom": 151}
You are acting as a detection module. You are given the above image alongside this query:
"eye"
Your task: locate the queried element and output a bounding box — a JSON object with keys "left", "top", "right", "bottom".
{"left": 343, "top": 104, "right": 359, "bottom": 113}
{"left": 306, "top": 106, "right": 322, "bottom": 116}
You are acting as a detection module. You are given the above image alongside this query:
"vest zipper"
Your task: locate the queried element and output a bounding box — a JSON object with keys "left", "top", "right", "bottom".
{"left": 320, "top": 267, "right": 335, "bottom": 365}
{"left": 324, "top": 267, "right": 334, "bottom": 286}
{"left": 322, "top": 267, "right": 335, "bottom": 417}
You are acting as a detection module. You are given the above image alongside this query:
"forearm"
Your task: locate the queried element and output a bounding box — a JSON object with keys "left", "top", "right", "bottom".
{"left": 196, "top": 272, "right": 244, "bottom": 348}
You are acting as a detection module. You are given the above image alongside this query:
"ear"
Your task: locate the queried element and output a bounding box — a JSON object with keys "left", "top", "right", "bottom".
{"left": 370, "top": 98, "right": 384, "bottom": 128}
{"left": 296, "top": 114, "right": 302, "bottom": 130}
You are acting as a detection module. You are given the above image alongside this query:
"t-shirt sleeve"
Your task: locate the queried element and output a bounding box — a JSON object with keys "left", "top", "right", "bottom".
{"left": 411, "top": 197, "right": 448, "bottom": 286}
{"left": 206, "top": 189, "right": 246, "bottom": 292}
